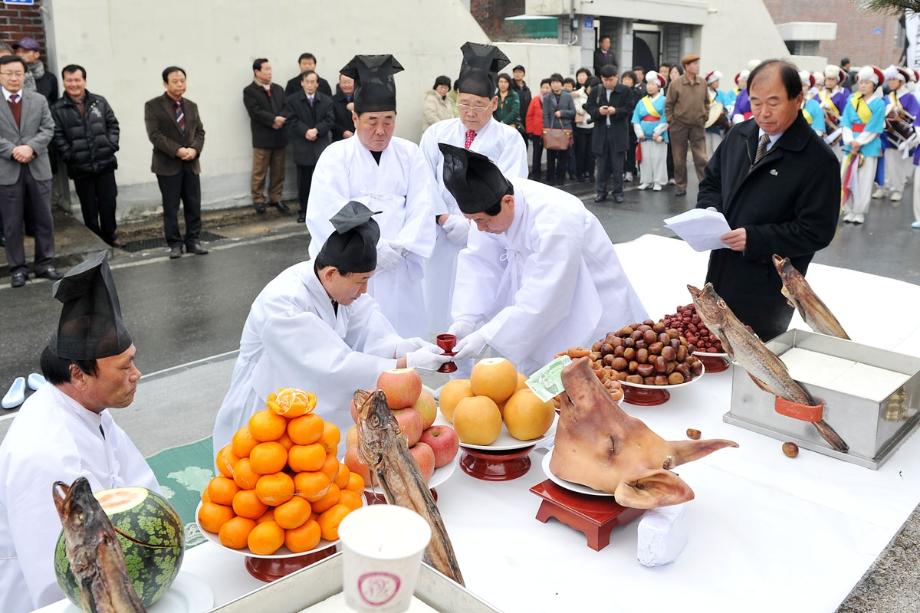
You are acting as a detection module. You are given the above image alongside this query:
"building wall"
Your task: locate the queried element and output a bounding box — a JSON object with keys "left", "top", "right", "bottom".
{"left": 762, "top": 0, "right": 902, "bottom": 68}
{"left": 44, "top": 0, "right": 490, "bottom": 220}
{"left": 700, "top": 0, "right": 791, "bottom": 79}
{"left": 0, "top": 0, "right": 45, "bottom": 50}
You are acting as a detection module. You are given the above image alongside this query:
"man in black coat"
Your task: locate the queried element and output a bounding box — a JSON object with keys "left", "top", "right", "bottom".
{"left": 284, "top": 70, "right": 334, "bottom": 223}
{"left": 585, "top": 65, "right": 631, "bottom": 203}
{"left": 52, "top": 64, "right": 121, "bottom": 246}
{"left": 243, "top": 58, "right": 289, "bottom": 215}
{"left": 593, "top": 35, "right": 617, "bottom": 77}
{"left": 511, "top": 64, "right": 531, "bottom": 140}
{"left": 284, "top": 52, "right": 332, "bottom": 98}
{"left": 331, "top": 72, "right": 355, "bottom": 142}
{"left": 696, "top": 60, "right": 840, "bottom": 341}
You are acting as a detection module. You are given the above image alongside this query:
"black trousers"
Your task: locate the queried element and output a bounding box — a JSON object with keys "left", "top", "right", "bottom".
{"left": 73, "top": 170, "right": 118, "bottom": 245}
{"left": 574, "top": 128, "right": 594, "bottom": 178}
{"left": 157, "top": 168, "right": 201, "bottom": 247}
{"left": 0, "top": 166, "right": 54, "bottom": 275}
{"left": 596, "top": 135, "right": 625, "bottom": 197}
{"left": 529, "top": 135, "right": 543, "bottom": 180}
{"left": 546, "top": 148, "right": 570, "bottom": 186}
{"left": 296, "top": 164, "right": 316, "bottom": 215}
{"left": 625, "top": 129, "right": 638, "bottom": 175}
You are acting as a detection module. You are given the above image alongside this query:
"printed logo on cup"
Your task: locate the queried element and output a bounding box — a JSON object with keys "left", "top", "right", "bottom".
{"left": 358, "top": 572, "right": 402, "bottom": 606}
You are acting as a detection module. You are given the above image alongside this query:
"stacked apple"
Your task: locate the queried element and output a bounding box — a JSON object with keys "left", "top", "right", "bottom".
{"left": 345, "top": 368, "right": 460, "bottom": 485}
{"left": 439, "top": 358, "right": 555, "bottom": 445}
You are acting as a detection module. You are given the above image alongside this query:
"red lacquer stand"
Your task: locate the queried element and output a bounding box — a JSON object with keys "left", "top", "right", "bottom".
{"left": 245, "top": 545, "right": 337, "bottom": 582}
{"left": 622, "top": 386, "right": 670, "bottom": 406}
{"left": 530, "top": 480, "right": 644, "bottom": 551}
{"left": 460, "top": 446, "right": 535, "bottom": 481}
{"left": 696, "top": 354, "right": 729, "bottom": 373}
{"left": 363, "top": 489, "right": 439, "bottom": 505}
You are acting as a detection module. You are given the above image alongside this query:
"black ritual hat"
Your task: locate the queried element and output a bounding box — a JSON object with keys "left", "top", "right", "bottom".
{"left": 340, "top": 54, "right": 403, "bottom": 114}
{"left": 318, "top": 201, "right": 381, "bottom": 272}
{"left": 438, "top": 143, "right": 512, "bottom": 215}
{"left": 51, "top": 252, "right": 132, "bottom": 360}
{"left": 457, "top": 42, "right": 510, "bottom": 98}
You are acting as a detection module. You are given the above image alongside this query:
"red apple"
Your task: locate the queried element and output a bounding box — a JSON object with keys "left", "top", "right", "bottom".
{"left": 377, "top": 368, "right": 422, "bottom": 409}
{"left": 414, "top": 390, "right": 437, "bottom": 430}
{"left": 344, "top": 446, "right": 371, "bottom": 484}
{"left": 345, "top": 425, "right": 358, "bottom": 450}
{"left": 409, "top": 442, "right": 436, "bottom": 482}
{"left": 392, "top": 408, "right": 423, "bottom": 447}
{"left": 419, "top": 425, "right": 460, "bottom": 468}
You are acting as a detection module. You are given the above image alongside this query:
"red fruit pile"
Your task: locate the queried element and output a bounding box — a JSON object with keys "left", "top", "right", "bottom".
{"left": 661, "top": 305, "right": 723, "bottom": 354}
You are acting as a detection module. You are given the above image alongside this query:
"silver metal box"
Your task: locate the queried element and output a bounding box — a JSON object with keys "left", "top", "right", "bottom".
{"left": 724, "top": 329, "right": 920, "bottom": 469}
{"left": 213, "top": 552, "right": 502, "bottom": 612}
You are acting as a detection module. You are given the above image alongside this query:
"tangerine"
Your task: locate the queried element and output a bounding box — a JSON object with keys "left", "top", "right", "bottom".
{"left": 288, "top": 443, "right": 326, "bottom": 472}
{"left": 277, "top": 432, "right": 294, "bottom": 451}
{"left": 274, "top": 496, "right": 311, "bottom": 529}
{"left": 268, "top": 388, "right": 317, "bottom": 418}
{"left": 248, "top": 409, "right": 287, "bottom": 442}
{"left": 287, "top": 414, "right": 324, "bottom": 445}
{"left": 249, "top": 442, "right": 288, "bottom": 474}
{"left": 285, "top": 519, "right": 321, "bottom": 553}
{"left": 232, "top": 458, "right": 260, "bottom": 490}
{"left": 207, "top": 476, "right": 239, "bottom": 506}
{"left": 201, "top": 489, "right": 211, "bottom": 503}
{"left": 320, "top": 422, "right": 341, "bottom": 455}
{"left": 333, "top": 462, "right": 351, "bottom": 489}
{"left": 294, "top": 471, "right": 332, "bottom": 502}
{"left": 338, "top": 489, "right": 364, "bottom": 511}
{"left": 216, "top": 445, "right": 238, "bottom": 478}
{"left": 219, "top": 516, "right": 255, "bottom": 550}
{"left": 311, "top": 483, "right": 341, "bottom": 514}
{"left": 232, "top": 489, "right": 268, "bottom": 519}
{"left": 248, "top": 520, "right": 285, "bottom": 555}
{"left": 320, "top": 453, "right": 340, "bottom": 482}
{"left": 197, "top": 501, "right": 234, "bottom": 534}
{"left": 256, "top": 509, "right": 275, "bottom": 524}
{"left": 255, "top": 472, "right": 295, "bottom": 506}
{"left": 318, "top": 503, "right": 351, "bottom": 541}
{"left": 231, "top": 426, "right": 258, "bottom": 458}
{"left": 345, "top": 472, "right": 365, "bottom": 492}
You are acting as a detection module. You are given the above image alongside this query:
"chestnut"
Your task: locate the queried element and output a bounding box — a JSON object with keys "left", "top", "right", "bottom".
{"left": 614, "top": 345, "right": 625, "bottom": 357}
{"left": 637, "top": 324, "right": 651, "bottom": 332}
{"left": 637, "top": 348, "right": 649, "bottom": 364}
{"left": 676, "top": 345, "right": 688, "bottom": 361}
{"left": 668, "top": 372, "right": 685, "bottom": 385}
{"left": 612, "top": 357, "right": 628, "bottom": 371}
{"left": 655, "top": 356, "right": 668, "bottom": 373}
{"left": 667, "top": 329, "right": 680, "bottom": 339}
{"left": 637, "top": 363, "right": 655, "bottom": 377}
{"left": 644, "top": 376, "right": 657, "bottom": 385}
{"left": 661, "top": 346, "right": 676, "bottom": 361}
{"left": 658, "top": 332, "right": 671, "bottom": 345}
{"left": 648, "top": 342, "right": 664, "bottom": 355}
{"left": 600, "top": 343, "right": 614, "bottom": 355}
{"left": 686, "top": 428, "right": 701, "bottom": 440}
{"left": 654, "top": 375, "right": 669, "bottom": 386}
{"left": 643, "top": 330, "right": 657, "bottom": 344}
{"left": 624, "top": 337, "right": 635, "bottom": 348}
{"left": 635, "top": 340, "right": 647, "bottom": 350}
{"left": 626, "top": 374, "right": 643, "bottom": 384}
{"left": 628, "top": 360, "right": 639, "bottom": 374}
{"left": 603, "top": 354, "right": 616, "bottom": 367}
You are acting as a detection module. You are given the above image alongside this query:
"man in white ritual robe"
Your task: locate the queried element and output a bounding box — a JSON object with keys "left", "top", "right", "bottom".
{"left": 419, "top": 42, "right": 528, "bottom": 335}
{"left": 0, "top": 253, "right": 158, "bottom": 613}
{"left": 215, "top": 202, "right": 448, "bottom": 453}
{"left": 306, "top": 54, "right": 438, "bottom": 338}
{"left": 441, "top": 144, "right": 648, "bottom": 375}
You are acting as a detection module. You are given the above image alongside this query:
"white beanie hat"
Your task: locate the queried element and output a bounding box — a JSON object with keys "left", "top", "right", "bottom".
{"left": 857, "top": 65, "right": 882, "bottom": 86}
{"left": 705, "top": 70, "right": 722, "bottom": 84}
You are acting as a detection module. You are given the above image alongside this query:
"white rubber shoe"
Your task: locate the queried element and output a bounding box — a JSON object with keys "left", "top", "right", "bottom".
{"left": 2, "top": 377, "right": 25, "bottom": 409}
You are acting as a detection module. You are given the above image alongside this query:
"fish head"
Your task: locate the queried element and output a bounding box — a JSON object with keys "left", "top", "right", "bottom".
{"left": 772, "top": 254, "right": 790, "bottom": 276}
{"left": 52, "top": 478, "right": 105, "bottom": 543}
{"left": 353, "top": 389, "right": 399, "bottom": 467}
{"left": 687, "top": 283, "right": 727, "bottom": 329}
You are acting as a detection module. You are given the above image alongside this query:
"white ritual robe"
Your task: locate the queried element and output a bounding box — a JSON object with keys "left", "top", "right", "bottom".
{"left": 452, "top": 178, "right": 648, "bottom": 375}
{"left": 306, "top": 137, "right": 438, "bottom": 338}
{"left": 419, "top": 118, "right": 528, "bottom": 335}
{"left": 213, "top": 261, "right": 403, "bottom": 454}
{"left": 0, "top": 385, "right": 159, "bottom": 613}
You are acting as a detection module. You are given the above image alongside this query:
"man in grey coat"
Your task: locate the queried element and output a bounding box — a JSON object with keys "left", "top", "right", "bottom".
{"left": 0, "top": 55, "right": 60, "bottom": 288}
{"left": 542, "top": 73, "right": 575, "bottom": 186}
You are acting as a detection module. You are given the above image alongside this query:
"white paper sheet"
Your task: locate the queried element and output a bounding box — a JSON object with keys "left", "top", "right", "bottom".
{"left": 663, "top": 208, "right": 732, "bottom": 252}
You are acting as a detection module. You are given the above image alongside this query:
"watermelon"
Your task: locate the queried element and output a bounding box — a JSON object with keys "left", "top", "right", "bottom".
{"left": 54, "top": 486, "right": 185, "bottom": 608}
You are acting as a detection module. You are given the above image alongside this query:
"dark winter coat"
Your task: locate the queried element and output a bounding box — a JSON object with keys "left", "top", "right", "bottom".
{"left": 585, "top": 83, "right": 632, "bottom": 154}
{"left": 284, "top": 90, "right": 334, "bottom": 166}
{"left": 332, "top": 90, "right": 355, "bottom": 141}
{"left": 696, "top": 113, "right": 840, "bottom": 341}
{"left": 285, "top": 74, "right": 332, "bottom": 98}
{"left": 512, "top": 81, "right": 531, "bottom": 132}
{"left": 542, "top": 90, "right": 576, "bottom": 131}
{"left": 242, "top": 81, "right": 288, "bottom": 149}
{"left": 51, "top": 91, "right": 119, "bottom": 179}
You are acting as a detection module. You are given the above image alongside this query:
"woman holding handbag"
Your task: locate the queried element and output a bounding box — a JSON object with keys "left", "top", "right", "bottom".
{"left": 542, "top": 73, "right": 576, "bottom": 186}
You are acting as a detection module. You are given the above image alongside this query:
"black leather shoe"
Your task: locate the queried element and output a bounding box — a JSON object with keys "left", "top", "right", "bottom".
{"left": 10, "top": 271, "right": 26, "bottom": 288}
{"left": 36, "top": 267, "right": 63, "bottom": 281}
{"left": 297, "top": 213, "right": 306, "bottom": 224}
{"left": 675, "top": 189, "right": 687, "bottom": 196}
{"left": 255, "top": 202, "right": 266, "bottom": 214}
{"left": 614, "top": 194, "right": 625, "bottom": 204}
{"left": 169, "top": 245, "right": 183, "bottom": 259}
{"left": 274, "top": 201, "right": 290, "bottom": 214}
{"left": 187, "top": 241, "right": 209, "bottom": 255}
{"left": 594, "top": 193, "right": 608, "bottom": 203}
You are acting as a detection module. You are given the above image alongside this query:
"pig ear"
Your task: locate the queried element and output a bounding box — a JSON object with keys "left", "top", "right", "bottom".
{"left": 669, "top": 438, "right": 738, "bottom": 467}
{"left": 614, "top": 469, "right": 695, "bottom": 509}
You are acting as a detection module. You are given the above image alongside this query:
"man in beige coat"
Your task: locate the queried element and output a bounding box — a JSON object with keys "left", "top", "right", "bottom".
{"left": 665, "top": 54, "right": 709, "bottom": 196}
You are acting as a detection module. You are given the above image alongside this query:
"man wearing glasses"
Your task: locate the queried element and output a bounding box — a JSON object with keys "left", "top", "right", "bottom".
{"left": 0, "top": 55, "right": 60, "bottom": 288}
{"left": 418, "top": 42, "right": 527, "bottom": 335}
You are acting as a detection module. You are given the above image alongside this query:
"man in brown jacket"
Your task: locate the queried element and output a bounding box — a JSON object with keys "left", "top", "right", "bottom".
{"left": 144, "top": 66, "right": 207, "bottom": 258}
{"left": 665, "top": 54, "right": 709, "bottom": 196}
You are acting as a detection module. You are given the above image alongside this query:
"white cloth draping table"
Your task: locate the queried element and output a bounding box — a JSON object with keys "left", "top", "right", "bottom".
{"left": 36, "top": 235, "right": 920, "bottom": 612}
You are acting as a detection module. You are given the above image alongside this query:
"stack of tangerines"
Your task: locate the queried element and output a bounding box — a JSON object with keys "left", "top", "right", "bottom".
{"left": 198, "top": 388, "right": 365, "bottom": 555}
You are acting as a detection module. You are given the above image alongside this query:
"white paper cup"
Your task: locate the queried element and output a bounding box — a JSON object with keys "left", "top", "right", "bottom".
{"left": 339, "top": 504, "right": 432, "bottom": 612}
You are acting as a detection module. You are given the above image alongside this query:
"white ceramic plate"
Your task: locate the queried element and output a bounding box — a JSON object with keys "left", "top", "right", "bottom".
{"left": 541, "top": 448, "right": 614, "bottom": 497}
{"left": 364, "top": 453, "right": 458, "bottom": 494}
{"left": 51, "top": 571, "right": 214, "bottom": 612}
{"left": 618, "top": 362, "right": 706, "bottom": 390}
{"left": 195, "top": 501, "right": 341, "bottom": 559}
{"left": 451, "top": 413, "right": 558, "bottom": 451}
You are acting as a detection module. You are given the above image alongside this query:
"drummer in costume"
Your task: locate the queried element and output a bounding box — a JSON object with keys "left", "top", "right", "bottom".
{"left": 214, "top": 201, "right": 449, "bottom": 451}
{"left": 419, "top": 42, "right": 527, "bottom": 335}
{"left": 840, "top": 65, "right": 886, "bottom": 225}
{"left": 631, "top": 71, "right": 669, "bottom": 190}
{"left": 818, "top": 64, "right": 848, "bottom": 161}
{"left": 731, "top": 69, "right": 752, "bottom": 124}
{"left": 799, "top": 70, "right": 826, "bottom": 137}
{"left": 0, "top": 253, "right": 159, "bottom": 612}
{"left": 306, "top": 54, "right": 438, "bottom": 338}
{"left": 877, "top": 65, "right": 920, "bottom": 203}
{"left": 440, "top": 144, "right": 647, "bottom": 375}
{"left": 703, "top": 70, "right": 732, "bottom": 156}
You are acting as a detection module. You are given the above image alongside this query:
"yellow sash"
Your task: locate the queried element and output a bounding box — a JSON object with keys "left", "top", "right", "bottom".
{"left": 851, "top": 93, "right": 871, "bottom": 124}
{"left": 801, "top": 104, "right": 813, "bottom": 125}
{"left": 889, "top": 91, "right": 903, "bottom": 113}
{"left": 641, "top": 96, "right": 660, "bottom": 118}
{"left": 819, "top": 90, "right": 839, "bottom": 118}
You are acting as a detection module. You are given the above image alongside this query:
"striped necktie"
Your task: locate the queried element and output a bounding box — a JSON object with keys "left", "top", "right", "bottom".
{"left": 175, "top": 99, "right": 186, "bottom": 132}
{"left": 754, "top": 133, "right": 771, "bottom": 165}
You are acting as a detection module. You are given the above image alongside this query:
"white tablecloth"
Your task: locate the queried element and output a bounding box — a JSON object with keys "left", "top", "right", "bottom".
{"left": 39, "top": 235, "right": 920, "bottom": 612}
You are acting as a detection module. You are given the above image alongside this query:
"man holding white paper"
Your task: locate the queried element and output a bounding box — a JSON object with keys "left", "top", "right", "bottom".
{"left": 694, "top": 60, "right": 839, "bottom": 341}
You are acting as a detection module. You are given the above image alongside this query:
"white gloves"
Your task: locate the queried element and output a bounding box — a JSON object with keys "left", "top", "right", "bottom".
{"left": 376, "top": 241, "right": 404, "bottom": 272}
{"left": 406, "top": 346, "right": 452, "bottom": 370}
{"left": 448, "top": 319, "right": 477, "bottom": 340}
{"left": 441, "top": 215, "right": 470, "bottom": 247}
{"left": 394, "top": 337, "right": 436, "bottom": 356}
{"left": 453, "top": 330, "right": 488, "bottom": 361}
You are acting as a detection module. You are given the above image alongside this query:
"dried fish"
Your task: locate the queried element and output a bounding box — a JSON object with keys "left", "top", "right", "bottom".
{"left": 773, "top": 255, "right": 849, "bottom": 339}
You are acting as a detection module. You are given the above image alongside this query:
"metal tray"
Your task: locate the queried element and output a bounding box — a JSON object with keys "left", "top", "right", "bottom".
{"left": 213, "top": 552, "right": 502, "bottom": 612}
{"left": 724, "top": 329, "right": 920, "bottom": 469}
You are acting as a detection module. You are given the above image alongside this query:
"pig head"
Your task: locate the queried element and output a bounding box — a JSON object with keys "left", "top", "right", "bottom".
{"left": 549, "top": 358, "right": 738, "bottom": 509}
